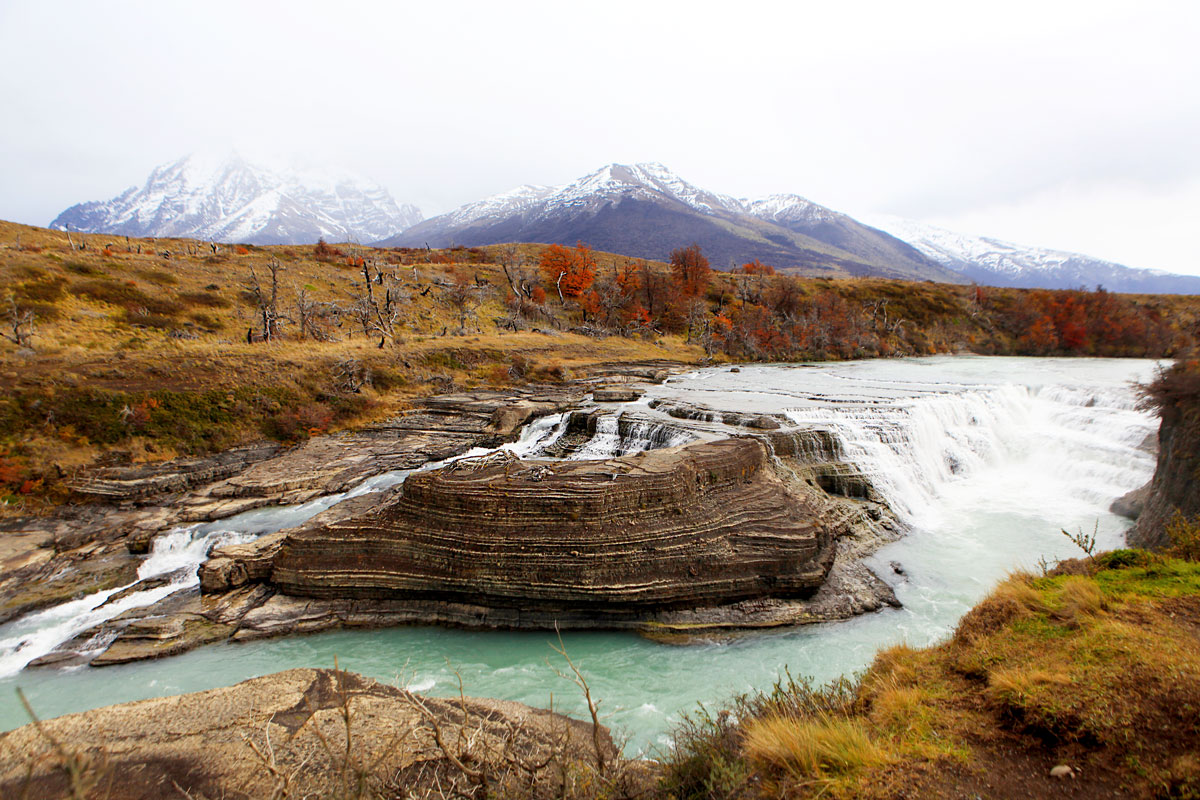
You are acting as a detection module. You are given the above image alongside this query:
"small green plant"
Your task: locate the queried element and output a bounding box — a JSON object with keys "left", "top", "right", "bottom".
{"left": 1061, "top": 521, "right": 1099, "bottom": 561}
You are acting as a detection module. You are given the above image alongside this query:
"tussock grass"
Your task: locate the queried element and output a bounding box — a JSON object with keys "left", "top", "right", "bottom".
{"left": 1052, "top": 575, "right": 1106, "bottom": 624}
{"left": 952, "top": 571, "right": 1044, "bottom": 643}
{"left": 664, "top": 555, "right": 1200, "bottom": 799}
{"left": 742, "top": 713, "right": 886, "bottom": 791}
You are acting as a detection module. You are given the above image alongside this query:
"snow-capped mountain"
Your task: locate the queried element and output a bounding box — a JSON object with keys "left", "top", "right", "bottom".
{"left": 51, "top": 152, "right": 422, "bottom": 245}
{"left": 869, "top": 216, "right": 1200, "bottom": 295}
{"left": 385, "top": 163, "right": 959, "bottom": 282}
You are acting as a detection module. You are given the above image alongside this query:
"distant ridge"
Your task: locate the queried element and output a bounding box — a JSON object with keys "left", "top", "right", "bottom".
{"left": 868, "top": 216, "right": 1200, "bottom": 295}
{"left": 382, "top": 162, "right": 962, "bottom": 282}
{"left": 51, "top": 152, "right": 423, "bottom": 245}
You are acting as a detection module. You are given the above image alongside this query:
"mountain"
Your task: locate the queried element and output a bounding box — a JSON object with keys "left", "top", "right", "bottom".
{"left": 51, "top": 153, "right": 423, "bottom": 245}
{"left": 868, "top": 216, "right": 1200, "bottom": 295}
{"left": 383, "top": 163, "right": 962, "bottom": 282}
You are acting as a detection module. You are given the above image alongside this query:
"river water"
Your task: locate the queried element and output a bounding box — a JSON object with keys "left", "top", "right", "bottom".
{"left": 0, "top": 356, "right": 1162, "bottom": 754}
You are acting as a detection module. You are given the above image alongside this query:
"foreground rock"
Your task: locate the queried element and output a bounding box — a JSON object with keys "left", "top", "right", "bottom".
{"left": 0, "top": 668, "right": 623, "bottom": 800}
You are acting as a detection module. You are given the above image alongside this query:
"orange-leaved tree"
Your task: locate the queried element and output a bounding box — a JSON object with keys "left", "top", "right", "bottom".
{"left": 670, "top": 243, "right": 710, "bottom": 299}
{"left": 539, "top": 242, "right": 596, "bottom": 300}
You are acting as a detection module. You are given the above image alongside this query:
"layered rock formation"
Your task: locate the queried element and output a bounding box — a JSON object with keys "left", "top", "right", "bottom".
{"left": 0, "top": 668, "right": 614, "bottom": 800}
{"left": 0, "top": 389, "right": 582, "bottom": 630}
{"left": 271, "top": 438, "right": 837, "bottom": 613}
{"left": 17, "top": 379, "right": 901, "bottom": 667}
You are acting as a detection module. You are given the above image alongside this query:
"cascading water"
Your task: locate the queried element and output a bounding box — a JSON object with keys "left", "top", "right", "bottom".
{"left": 568, "top": 414, "right": 695, "bottom": 460}
{"left": 781, "top": 380, "right": 1154, "bottom": 528}
{"left": 0, "top": 357, "right": 1167, "bottom": 754}
{"left": 570, "top": 414, "right": 623, "bottom": 459}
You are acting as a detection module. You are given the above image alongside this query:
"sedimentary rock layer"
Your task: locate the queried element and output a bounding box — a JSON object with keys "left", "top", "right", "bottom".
{"left": 272, "top": 438, "right": 837, "bottom": 612}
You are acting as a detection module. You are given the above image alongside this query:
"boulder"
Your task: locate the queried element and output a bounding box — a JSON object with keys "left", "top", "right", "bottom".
{"left": 199, "top": 531, "right": 288, "bottom": 592}
{"left": 592, "top": 386, "right": 641, "bottom": 402}
{"left": 1110, "top": 482, "right": 1150, "bottom": 521}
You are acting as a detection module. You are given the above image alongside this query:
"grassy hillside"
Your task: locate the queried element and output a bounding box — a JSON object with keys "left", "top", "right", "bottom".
{"left": 664, "top": 551, "right": 1200, "bottom": 799}
{"left": 2, "top": 219, "right": 1199, "bottom": 511}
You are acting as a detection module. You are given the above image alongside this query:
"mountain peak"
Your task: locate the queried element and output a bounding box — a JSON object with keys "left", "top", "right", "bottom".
{"left": 383, "top": 162, "right": 956, "bottom": 282}
{"left": 557, "top": 161, "right": 741, "bottom": 215}
{"left": 51, "top": 154, "right": 422, "bottom": 244}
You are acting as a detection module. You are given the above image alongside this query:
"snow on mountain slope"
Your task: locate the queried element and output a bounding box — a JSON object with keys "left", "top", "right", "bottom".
{"left": 386, "top": 162, "right": 957, "bottom": 281}
{"left": 51, "top": 153, "right": 422, "bottom": 245}
{"left": 742, "top": 194, "right": 841, "bottom": 225}
{"left": 422, "top": 162, "right": 743, "bottom": 233}
{"left": 868, "top": 215, "right": 1200, "bottom": 294}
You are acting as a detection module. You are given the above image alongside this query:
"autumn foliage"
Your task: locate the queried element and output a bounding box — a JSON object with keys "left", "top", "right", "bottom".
{"left": 669, "top": 244, "right": 711, "bottom": 299}
{"left": 539, "top": 242, "right": 596, "bottom": 298}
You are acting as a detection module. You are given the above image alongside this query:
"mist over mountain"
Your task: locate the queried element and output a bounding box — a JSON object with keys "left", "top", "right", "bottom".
{"left": 50, "top": 153, "right": 422, "bottom": 245}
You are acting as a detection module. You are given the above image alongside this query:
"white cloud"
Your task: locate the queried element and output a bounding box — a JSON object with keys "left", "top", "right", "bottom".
{"left": 1, "top": 0, "right": 1198, "bottom": 273}
{"left": 923, "top": 178, "right": 1200, "bottom": 276}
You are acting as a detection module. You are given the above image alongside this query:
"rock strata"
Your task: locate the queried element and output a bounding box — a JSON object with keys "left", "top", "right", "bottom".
{"left": 0, "top": 388, "right": 582, "bottom": 634}
{"left": 272, "top": 438, "right": 837, "bottom": 612}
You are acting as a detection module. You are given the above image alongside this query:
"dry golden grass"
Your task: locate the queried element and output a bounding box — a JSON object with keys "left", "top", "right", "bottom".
{"left": 0, "top": 220, "right": 713, "bottom": 510}
{"left": 666, "top": 558, "right": 1200, "bottom": 799}
{"left": 742, "top": 713, "right": 888, "bottom": 793}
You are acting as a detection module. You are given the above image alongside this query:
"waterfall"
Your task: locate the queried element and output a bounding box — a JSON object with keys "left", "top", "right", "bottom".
{"left": 614, "top": 419, "right": 695, "bottom": 455}
{"left": 568, "top": 414, "right": 696, "bottom": 460}
{"left": 783, "top": 381, "right": 1157, "bottom": 527}
{"left": 504, "top": 412, "right": 570, "bottom": 458}
{"left": 571, "top": 414, "right": 622, "bottom": 459}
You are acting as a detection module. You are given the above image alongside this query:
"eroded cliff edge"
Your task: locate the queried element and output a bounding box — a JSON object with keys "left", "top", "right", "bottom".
{"left": 1129, "top": 359, "right": 1200, "bottom": 550}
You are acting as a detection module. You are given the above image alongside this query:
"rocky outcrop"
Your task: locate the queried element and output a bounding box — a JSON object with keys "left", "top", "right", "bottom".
{"left": 1130, "top": 363, "right": 1200, "bottom": 549}
{"left": 1110, "top": 482, "right": 1149, "bottom": 521}
{"left": 0, "top": 389, "right": 583, "bottom": 632}
{"left": 649, "top": 399, "right": 789, "bottom": 431}
{"left": 16, "top": 381, "right": 903, "bottom": 668}
{"left": 0, "top": 668, "right": 615, "bottom": 800}
{"left": 272, "top": 438, "right": 838, "bottom": 614}
{"left": 69, "top": 443, "right": 284, "bottom": 503}
{"left": 593, "top": 386, "right": 642, "bottom": 402}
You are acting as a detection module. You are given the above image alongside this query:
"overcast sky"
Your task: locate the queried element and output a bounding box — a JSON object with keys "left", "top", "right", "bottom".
{"left": 2, "top": 1, "right": 1198, "bottom": 274}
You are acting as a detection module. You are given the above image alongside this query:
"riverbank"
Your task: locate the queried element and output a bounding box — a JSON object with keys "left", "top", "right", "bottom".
{"left": 2, "top": 368, "right": 905, "bottom": 673}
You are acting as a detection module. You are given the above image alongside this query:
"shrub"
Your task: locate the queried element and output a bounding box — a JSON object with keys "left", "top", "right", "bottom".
{"left": 64, "top": 261, "right": 102, "bottom": 276}
{"left": 1165, "top": 511, "right": 1200, "bottom": 562}
{"left": 1096, "top": 548, "right": 1156, "bottom": 570}
{"left": 135, "top": 269, "right": 179, "bottom": 285}
{"left": 263, "top": 402, "right": 334, "bottom": 441}
{"left": 75, "top": 279, "right": 182, "bottom": 316}
{"left": 15, "top": 277, "right": 66, "bottom": 303}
